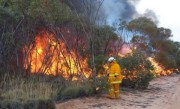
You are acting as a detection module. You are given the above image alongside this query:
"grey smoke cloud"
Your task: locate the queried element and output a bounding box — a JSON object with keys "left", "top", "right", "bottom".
{"left": 69, "top": 0, "right": 158, "bottom": 24}
{"left": 101, "top": 0, "right": 139, "bottom": 25}
{"left": 143, "top": 9, "right": 159, "bottom": 24}
{"left": 133, "top": 9, "right": 159, "bottom": 24}
{"left": 100, "top": 0, "right": 158, "bottom": 24}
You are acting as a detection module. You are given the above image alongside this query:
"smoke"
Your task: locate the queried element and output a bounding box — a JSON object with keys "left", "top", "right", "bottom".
{"left": 69, "top": 0, "right": 159, "bottom": 25}
{"left": 100, "top": 0, "right": 159, "bottom": 25}
{"left": 100, "top": 0, "right": 139, "bottom": 25}
{"left": 133, "top": 9, "right": 159, "bottom": 24}
{"left": 143, "top": 9, "right": 159, "bottom": 24}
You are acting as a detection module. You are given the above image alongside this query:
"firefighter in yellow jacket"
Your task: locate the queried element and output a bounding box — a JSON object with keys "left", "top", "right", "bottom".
{"left": 107, "top": 57, "right": 122, "bottom": 99}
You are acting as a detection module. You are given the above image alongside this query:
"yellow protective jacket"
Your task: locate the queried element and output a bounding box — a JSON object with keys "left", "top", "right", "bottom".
{"left": 108, "top": 61, "right": 122, "bottom": 84}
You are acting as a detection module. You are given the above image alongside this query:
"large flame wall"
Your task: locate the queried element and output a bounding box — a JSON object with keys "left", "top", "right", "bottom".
{"left": 24, "top": 30, "right": 91, "bottom": 79}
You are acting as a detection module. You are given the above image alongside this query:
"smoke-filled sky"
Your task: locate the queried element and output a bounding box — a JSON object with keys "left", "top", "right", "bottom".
{"left": 101, "top": 0, "right": 180, "bottom": 42}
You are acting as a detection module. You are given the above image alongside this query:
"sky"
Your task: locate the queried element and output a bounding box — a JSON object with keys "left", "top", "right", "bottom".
{"left": 101, "top": 0, "right": 180, "bottom": 42}
{"left": 136, "top": 0, "right": 180, "bottom": 42}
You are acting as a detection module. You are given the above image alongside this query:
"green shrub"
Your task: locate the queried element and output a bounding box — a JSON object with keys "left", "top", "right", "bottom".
{"left": 155, "top": 51, "right": 177, "bottom": 69}
{"left": 81, "top": 83, "right": 94, "bottom": 96}
{"left": 137, "top": 71, "right": 154, "bottom": 89}
{"left": 88, "top": 55, "right": 107, "bottom": 74}
{"left": 58, "top": 86, "right": 86, "bottom": 100}
{"left": 0, "top": 74, "right": 64, "bottom": 101}
{"left": 57, "top": 77, "right": 108, "bottom": 101}
{"left": 0, "top": 99, "right": 55, "bottom": 109}
{"left": 95, "top": 76, "right": 108, "bottom": 94}
{"left": 118, "top": 51, "right": 154, "bottom": 89}
{"left": 24, "top": 100, "right": 55, "bottom": 109}
{"left": 0, "top": 100, "right": 23, "bottom": 109}
{"left": 121, "top": 70, "right": 154, "bottom": 89}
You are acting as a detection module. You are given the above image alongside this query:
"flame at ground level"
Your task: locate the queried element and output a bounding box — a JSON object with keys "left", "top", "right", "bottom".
{"left": 24, "top": 30, "right": 91, "bottom": 79}
{"left": 117, "top": 44, "right": 173, "bottom": 76}
{"left": 147, "top": 57, "right": 173, "bottom": 76}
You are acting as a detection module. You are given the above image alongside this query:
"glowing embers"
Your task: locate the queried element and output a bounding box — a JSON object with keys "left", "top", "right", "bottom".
{"left": 24, "top": 31, "right": 91, "bottom": 79}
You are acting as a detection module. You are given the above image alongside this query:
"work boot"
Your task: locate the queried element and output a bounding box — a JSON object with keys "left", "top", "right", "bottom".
{"left": 106, "top": 94, "right": 115, "bottom": 99}
{"left": 106, "top": 91, "right": 115, "bottom": 99}
{"left": 107, "top": 86, "right": 115, "bottom": 99}
{"left": 115, "top": 91, "right": 120, "bottom": 99}
{"left": 115, "top": 96, "right": 121, "bottom": 99}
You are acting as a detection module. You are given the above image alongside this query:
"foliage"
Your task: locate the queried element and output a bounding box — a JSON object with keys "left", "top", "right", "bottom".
{"left": 57, "top": 76, "right": 108, "bottom": 101}
{"left": 127, "top": 17, "right": 157, "bottom": 37}
{"left": 88, "top": 55, "right": 107, "bottom": 74}
{"left": 155, "top": 40, "right": 180, "bottom": 69}
{"left": 0, "top": 0, "right": 73, "bottom": 25}
{"left": 0, "top": 0, "right": 77, "bottom": 75}
{"left": 57, "top": 81, "right": 95, "bottom": 101}
{"left": 0, "top": 73, "right": 106, "bottom": 102}
{"left": 117, "top": 51, "right": 154, "bottom": 89}
{"left": 0, "top": 74, "right": 65, "bottom": 101}
{"left": 127, "top": 17, "right": 158, "bottom": 52}
{"left": 28, "top": 0, "right": 73, "bottom": 24}
{"left": 58, "top": 86, "right": 86, "bottom": 100}
{"left": 0, "top": 99, "right": 55, "bottom": 109}
{"left": 126, "top": 17, "right": 179, "bottom": 71}
{"left": 0, "top": 7, "right": 17, "bottom": 24}
{"left": 95, "top": 76, "right": 108, "bottom": 94}
{"left": 93, "top": 26, "right": 118, "bottom": 55}
{"left": 151, "top": 27, "right": 173, "bottom": 50}
{"left": 155, "top": 51, "right": 177, "bottom": 69}
{"left": 0, "top": 0, "right": 179, "bottom": 103}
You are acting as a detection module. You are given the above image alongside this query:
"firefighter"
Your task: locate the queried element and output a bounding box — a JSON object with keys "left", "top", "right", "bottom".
{"left": 107, "top": 57, "right": 122, "bottom": 99}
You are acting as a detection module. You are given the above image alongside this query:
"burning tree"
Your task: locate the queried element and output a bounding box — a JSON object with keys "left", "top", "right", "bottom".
{"left": 0, "top": 0, "right": 92, "bottom": 77}
{"left": 23, "top": 29, "right": 91, "bottom": 80}
{"left": 1, "top": 0, "right": 180, "bottom": 104}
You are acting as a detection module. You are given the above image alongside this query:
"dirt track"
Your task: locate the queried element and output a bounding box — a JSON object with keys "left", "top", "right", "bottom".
{"left": 56, "top": 74, "right": 180, "bottom": 109}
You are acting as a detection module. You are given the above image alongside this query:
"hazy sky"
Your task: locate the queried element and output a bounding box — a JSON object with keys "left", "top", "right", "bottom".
{"left": 136, "top": 0, "right": 180, "bottom": 42}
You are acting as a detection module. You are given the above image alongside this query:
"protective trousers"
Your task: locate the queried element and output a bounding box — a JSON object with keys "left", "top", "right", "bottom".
{"left": 108, "top": 83, "right": 120, "bottom": 99}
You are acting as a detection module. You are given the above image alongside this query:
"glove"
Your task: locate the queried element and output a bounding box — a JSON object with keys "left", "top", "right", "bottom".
{"left": 113, "top": 75, "right": 117, "bottom": 80}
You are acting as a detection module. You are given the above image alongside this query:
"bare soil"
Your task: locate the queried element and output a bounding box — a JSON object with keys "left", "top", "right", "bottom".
{"left": 56, "top": 74, "right": 180, "bottom": 109}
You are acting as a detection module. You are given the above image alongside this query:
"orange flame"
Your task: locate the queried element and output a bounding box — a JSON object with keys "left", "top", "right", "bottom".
{"left": 24, "top": 30, "right": 91, "bottom": 79}
{"left": 117, "top": 44, "right": 173, "bottom": 76}
{"left": 147, "top": 57, "right": 173, "bottom": 76}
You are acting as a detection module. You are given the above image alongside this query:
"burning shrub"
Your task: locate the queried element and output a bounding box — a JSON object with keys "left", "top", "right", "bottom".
{"left": 117, "top": 52, "right": 154, "bottom": 89}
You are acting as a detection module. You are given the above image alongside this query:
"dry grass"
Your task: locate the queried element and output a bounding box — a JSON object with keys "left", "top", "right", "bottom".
{"left": 0, "top": 74, "right": 107, "bottom": 102}
{"left": 0, "top": 74, "right": 60, "bottom": 101}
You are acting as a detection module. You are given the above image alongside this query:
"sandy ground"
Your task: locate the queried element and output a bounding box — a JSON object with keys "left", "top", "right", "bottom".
{"left": 56, "top": 74, "right": 180, "bottom": 109}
